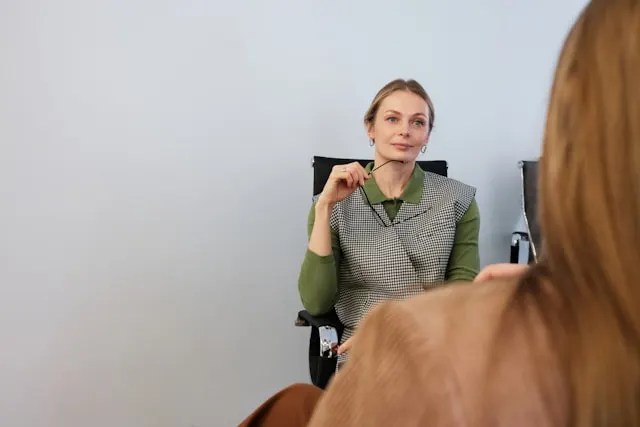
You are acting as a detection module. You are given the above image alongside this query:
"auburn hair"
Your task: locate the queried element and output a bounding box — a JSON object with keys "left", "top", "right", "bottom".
{"left": 506, "top": 0, "right": 640, "bottom": 425}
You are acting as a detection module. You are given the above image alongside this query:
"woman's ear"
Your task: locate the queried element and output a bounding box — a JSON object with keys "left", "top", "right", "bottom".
{"left": 365, "top": 122, "right": 375, "bottom": 141}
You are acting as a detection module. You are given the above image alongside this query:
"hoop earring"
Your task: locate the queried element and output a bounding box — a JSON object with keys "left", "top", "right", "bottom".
{"left": 369, "top": 139, "right": 375, "bottom": 146}
{"left": 421, "top": 145, "right": 427, "bottom": 153}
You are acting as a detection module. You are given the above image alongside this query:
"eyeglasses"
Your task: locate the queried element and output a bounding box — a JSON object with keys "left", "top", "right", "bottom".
{"left": 359, "top": 186, "right": 431, "bottom": 227}
{"left": 360, "top": 160, "right": 431, "bottom": 228}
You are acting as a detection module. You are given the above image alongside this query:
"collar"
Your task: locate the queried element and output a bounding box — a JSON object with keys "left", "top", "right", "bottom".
{"left": 362, "top": 162, "right": 424, "bottom": 204}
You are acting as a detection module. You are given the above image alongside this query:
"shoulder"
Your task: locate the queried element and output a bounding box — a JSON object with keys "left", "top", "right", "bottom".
{"left": 383, "top": 279, "right": 515, "bottom": 346}
{"left": 404, "top": 279, "right": 512, "bottom": 326}
{"left": 424, "top": 172, "right": 476, "bottom": 199}
{"left": 378, "top": 279, "right": 562, "bottom": 411}
{"left": 423, "top": 173, "right": 477, "bottom": 220}
{"left": 349, "top": 280, "right": 523, "bottom": 394}
{"left": 311, "top": 280, "right": 565, "bottom": 425}
{"left": 308, "top": 281, "right": 515, "bottom": 424}
{"left": 338, "top": 280, "right": 518, "bottom": 380}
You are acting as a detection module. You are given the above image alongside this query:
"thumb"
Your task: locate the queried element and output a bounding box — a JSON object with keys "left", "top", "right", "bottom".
{"left": 474, "top": 263, "right": 529, "bottom": 283}
{"left": 337, "top": 337, "right": 353, "bottom": 355}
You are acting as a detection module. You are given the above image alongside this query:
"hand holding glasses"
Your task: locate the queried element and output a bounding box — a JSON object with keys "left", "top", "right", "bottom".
{"left": 317, "top": 162, "right": 371, "bottom": 208}
{"left": 317, "top": 160, "right": 403, "bottom": 209}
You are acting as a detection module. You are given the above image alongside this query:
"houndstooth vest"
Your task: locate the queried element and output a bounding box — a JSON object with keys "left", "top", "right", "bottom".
{"left": 328, "top": 171, "right": 476, "bottom": 367}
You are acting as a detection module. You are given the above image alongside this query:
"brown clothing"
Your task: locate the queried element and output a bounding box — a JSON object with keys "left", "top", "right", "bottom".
{"left": 240, "top": 279, "right": 568, "bottom": 426}
{"left": 238, "top": 383, "right": 323, "bottom": 427}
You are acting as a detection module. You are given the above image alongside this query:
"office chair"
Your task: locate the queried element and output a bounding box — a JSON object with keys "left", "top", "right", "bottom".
{"left": 510, "top": 160, "right": 541, "bottom": 264}
{"left": 294, "top": 155, "right": 449, "bottom": 389}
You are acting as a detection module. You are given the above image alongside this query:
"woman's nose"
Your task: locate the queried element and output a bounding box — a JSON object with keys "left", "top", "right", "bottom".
{"left": 399, "top": 121, "right": 411, "bottom": 136}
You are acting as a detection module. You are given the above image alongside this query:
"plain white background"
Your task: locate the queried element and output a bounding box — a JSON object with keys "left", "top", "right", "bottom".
{"left": 1, "top": 0, "right": 587, "bottom": 425}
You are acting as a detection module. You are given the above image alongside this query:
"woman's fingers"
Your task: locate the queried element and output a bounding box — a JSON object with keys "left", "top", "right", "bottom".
{"left": 334, "top": 163, "right": 369, "bottom": 188}
{"left": 474, "top": 263, "right": 530, "bottom": 283}
{"left": 343, "top": 170, "right": 354, "bottom": 188}
{"left": 347, "top": 169, "right": 359, "bottom": 188}
{"left": 337, "top": 337, "right": 353, "bottom": 355}
{"left": 321, "top": 163, "right": 372, "bottom": 205}
{"left": 349, "top": 162, "right": 369, "bottom": 186}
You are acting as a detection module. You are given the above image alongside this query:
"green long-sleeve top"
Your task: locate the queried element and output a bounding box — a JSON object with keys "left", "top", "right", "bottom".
{"left": 298, "top": 162, "right": 480, "bottom": 315}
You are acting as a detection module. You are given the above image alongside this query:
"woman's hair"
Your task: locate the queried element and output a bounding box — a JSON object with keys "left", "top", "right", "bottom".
{"left": 508, "top": 0, "right": 640, "bottom": 424}
{"left": 363, "top": 79, "right": 435, "bottom": 132}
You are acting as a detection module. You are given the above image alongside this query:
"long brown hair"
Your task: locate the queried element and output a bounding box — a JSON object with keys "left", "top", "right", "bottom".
{"left": 508, "top": 0, "right": 640, "bottom": 425}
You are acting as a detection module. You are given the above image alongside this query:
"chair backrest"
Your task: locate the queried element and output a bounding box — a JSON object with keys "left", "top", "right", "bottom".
{"left": 312, "top": 156, "right": 448, "bottom": 196}
{"left": 519, "top": 160, "right": 541, "bottom": 262}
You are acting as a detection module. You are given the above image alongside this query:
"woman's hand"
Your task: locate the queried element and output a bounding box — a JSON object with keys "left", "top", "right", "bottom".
{"left": 474, "top": 263, "right": 530, "bottom": 283}
{"left": 337, "top": 337, "right": 353, "bottom": 355}
{"left": 317, "top": 162, "right": 370, "bottom": 208}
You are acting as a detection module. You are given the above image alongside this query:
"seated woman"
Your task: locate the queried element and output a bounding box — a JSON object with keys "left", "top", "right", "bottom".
{"left": 240, "top": 0, "right": 640, "bottom": 425}
{"left": 298, "top": 78, "right": 480, "bottom": 365}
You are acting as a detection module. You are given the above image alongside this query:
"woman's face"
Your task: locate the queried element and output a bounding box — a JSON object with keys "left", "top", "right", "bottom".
{"left": 367, "top": 90, "right": 431, "bottom": 163}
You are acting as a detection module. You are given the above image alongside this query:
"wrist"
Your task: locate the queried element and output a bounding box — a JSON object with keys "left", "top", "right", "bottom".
{"left": 315, "top": 197, "right": 335, "bottom": 215}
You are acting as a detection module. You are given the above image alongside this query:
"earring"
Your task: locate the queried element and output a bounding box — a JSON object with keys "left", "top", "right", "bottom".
{"left": 421, "top": 145, "right": 427, "bottom": 153}
{"left": 369, "top": 139, "right": 375, "bottom": 146}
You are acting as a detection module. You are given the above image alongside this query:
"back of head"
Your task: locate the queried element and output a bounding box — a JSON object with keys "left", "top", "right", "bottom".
{"left": 510, "top": 0, "right": 640, "bottom": 425}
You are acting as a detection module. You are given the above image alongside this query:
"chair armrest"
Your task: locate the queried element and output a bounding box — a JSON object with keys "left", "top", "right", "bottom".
{"left": 296, "top": 310, "right": 342, "bottom": 358}
{"left": 295, "top": 309, "right": 342, "bottom": 329}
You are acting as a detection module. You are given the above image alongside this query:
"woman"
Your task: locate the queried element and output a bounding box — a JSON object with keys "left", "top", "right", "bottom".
{"left": 298, "top": 78, "right": 481, "bottom": 365}
{"left": 240, "top": 0, "right": 640, "bottom": 425}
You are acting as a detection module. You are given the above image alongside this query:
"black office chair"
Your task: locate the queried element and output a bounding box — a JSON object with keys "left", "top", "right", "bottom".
{"left": 510, "top": 160, "right": 541, "bottom": 264}
{"left": 294, "top": 155, "right": 449, "bottom": 389}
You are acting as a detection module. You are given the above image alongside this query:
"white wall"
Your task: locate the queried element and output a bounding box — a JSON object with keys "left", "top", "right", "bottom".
{"left": 0, "top": 0, "right": 587, "bottom": 425}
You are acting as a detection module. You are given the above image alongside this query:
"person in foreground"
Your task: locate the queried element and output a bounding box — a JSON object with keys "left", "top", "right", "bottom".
{"left": 299, "top": 78, "right": 480, "bottom": 366}
{"left": 240, "top": 0, "right": 640, "bottom": 425}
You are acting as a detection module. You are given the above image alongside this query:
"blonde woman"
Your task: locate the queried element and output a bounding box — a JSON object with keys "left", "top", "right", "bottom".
{"left": 299, "top": 78, "right": 480, "bottom": 367}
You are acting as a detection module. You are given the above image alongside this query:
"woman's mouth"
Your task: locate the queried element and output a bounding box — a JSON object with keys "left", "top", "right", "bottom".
{"left": 391, "top": 143, "right": 412, "bottom": 151}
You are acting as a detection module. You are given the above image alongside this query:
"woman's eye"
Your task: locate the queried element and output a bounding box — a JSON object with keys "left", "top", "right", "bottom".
{"left": 386, "top": 117, "right": 398, "bottom": 123}
{"left": 414, "top": 120, "right": 425, "bottom": 127}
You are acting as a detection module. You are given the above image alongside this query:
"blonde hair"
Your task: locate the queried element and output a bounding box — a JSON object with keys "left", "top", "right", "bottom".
{"left": 505, "top": 0, "right": 640, "bottom": 425}
{"left": 363, "top": 79, "right": 435, "bottom": 132}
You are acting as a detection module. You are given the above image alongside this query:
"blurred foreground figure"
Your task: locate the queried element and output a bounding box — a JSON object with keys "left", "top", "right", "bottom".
{"left": 240, "top": 0, "right": 640, "bottom": 425}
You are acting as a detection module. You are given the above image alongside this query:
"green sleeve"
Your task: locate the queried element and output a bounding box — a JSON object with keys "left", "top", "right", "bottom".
{"left": 445, "top": 198, "right": 481, "bottom": 282}
{"left": 297, "top": 201, "right": 341, "bottom": 315}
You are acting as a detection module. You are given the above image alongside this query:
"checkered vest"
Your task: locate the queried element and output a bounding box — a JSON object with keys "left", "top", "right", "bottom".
{"left": 326, "top": 171, "right": 476, "bottom": 366}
